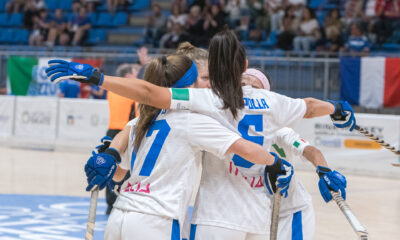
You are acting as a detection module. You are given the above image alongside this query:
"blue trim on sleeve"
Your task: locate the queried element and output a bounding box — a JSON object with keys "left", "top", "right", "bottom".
{"left": 171, "top": 219, "right": 180, "bottom": 240}
{"left": 189, "top": 224, "right": 197, "bottom": 240}
{"left": 292, "top": 211, "right": 303, "bottom": 240}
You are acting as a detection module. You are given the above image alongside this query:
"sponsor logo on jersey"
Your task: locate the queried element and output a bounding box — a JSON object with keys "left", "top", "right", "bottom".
{"left": 243, "top": 97, "right": 269, "bottom": 110}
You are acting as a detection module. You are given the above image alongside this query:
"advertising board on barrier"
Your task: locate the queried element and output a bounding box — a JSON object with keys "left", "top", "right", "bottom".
{"left": 14, "top": 97, "right": 58, "bottom": 139}
{"left": 294, "top": 114, "right": 400, "bottom": 151}
{"left": 58, "top": 98, "right": 109, "bottom": 141}
{"left": 0, "top": 96, "right": 15, "bottom": 137}
{"left": 293, "top": 114, "right": 400, "bottom": 167}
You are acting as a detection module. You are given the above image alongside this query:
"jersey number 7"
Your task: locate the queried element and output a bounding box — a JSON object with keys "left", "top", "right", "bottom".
{"left": 131, "top": 119, "right": 171, "bottom": 176}
{"left": 232, "top": 114, "right": 264, "bottom": 168}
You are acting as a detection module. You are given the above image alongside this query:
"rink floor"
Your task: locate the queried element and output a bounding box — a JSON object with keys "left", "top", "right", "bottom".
{"left": 1, "top": 146, "right": 399, "bottom": 240}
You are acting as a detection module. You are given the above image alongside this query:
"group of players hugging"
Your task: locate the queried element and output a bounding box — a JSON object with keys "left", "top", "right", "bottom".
{"left": 46, "top": 30, "right": 355, "bottom": 240}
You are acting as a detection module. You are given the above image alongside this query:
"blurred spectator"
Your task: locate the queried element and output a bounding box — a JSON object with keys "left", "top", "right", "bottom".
{"left": 267, "top": 0, "right": 285, "bottom": 32}
{"left": 46, "top": 9, "right": 70, "bottom": 47}
{"left": 145, "top": 3, "right": 167, "bottom": 47}
{"left": 235, "top": 15, "right": 250, "bottom": 40}
{"left": 59, "top": 80, "right": 80, "bottom": 98}
{"left": 186, "top": 5, "right": 207, "bottom": 46}
{"left": 293, "top": 7, "right": 321, "bottom": 52}
{"left": 68, "top": 7, "right": 91, "bottom": 46}
{"left": 325, "top": 9, "right": 343, "bottom": 43}
{"left": 341, "top": 22, "right": 369, "bottom": 54}
{"left": 167, "top": 4, "right": 187, "bottom": 31}
{"left": 29, "top": 9, "right": 51, "bottom": 46}
{"left": 0, "top": 86, "right": 6, "bottom": 95}
{"left": 277, "top": 6, "right": 300, "bottom": 50}
{"left": 342, "top": 0, "right": 363, "bottom": 30}
{"left": 72, "top": 0, "right": 82, "bottom": 15}
{"left": 382, "top": 0, "right": 400, "bottom": 19}
{"left": 23, "top": 0, "right": 47, "bottom": 29}
{"left": 29, "top": 0, "right": 45, "bottom": 9}
{"left": 6, "top": 0, "right": 26, "bottom": 13}
{"left": 85, "top": 0, "right": 102, "bottom": 12}
{"left": 107, "top": 63, "right": 138, "bottom": 138}
{"left": 91, "top": 86, "right": 107, "bottom": 99}
{"left": 203, "top": 4, "right": 226, "bottom": 39}
{"left": 225, "top": 0, "right": 247, "bottom": 28}
{"left": 172, "top": 0, "right": 187, "bottom": 13}
{"left": 160, "top": 23, "right": 190, "bottom": 48}
{"left": 107, "top": 0, "right": 129, "bottom": 13}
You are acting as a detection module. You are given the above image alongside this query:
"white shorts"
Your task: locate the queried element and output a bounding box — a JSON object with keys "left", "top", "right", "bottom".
{"left": 105, "top": 208, "right": 181, "bottom": 240}
{"left": 188, "top": 224, "right": 267, "bottom": 240}
{"left": 278, "top": 204, "right": 315, "bottom": 240}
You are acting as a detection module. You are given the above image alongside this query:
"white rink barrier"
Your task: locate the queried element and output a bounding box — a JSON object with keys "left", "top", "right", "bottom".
{"left": 0, "top": 95, "right": 109, "bottom": 150}
{"left": 293, "top": 114, "right": 400, "bottom": 178}
{"left": 1, "top": 96, "right": 399, "bottom": 176}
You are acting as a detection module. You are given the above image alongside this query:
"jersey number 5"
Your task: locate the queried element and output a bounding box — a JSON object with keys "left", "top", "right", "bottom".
{"left": 232, "top": 114, "right": 264, "bottom": 168}
{"left": 131, "top": 120, "right": 171, "bottom": 176}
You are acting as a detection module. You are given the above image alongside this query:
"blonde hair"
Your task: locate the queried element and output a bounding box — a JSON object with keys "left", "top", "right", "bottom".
{"left": 176, "top": 42, "right": 208, "bottom": 66}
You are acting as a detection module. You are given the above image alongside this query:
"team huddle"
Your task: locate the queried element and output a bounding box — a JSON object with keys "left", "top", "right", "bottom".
{"left": 46, "top": 30, "right": 354, "bottom": 240}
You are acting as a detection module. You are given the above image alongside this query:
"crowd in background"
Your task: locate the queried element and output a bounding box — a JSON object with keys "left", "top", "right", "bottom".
{"left": 146, "top": 0, "right": 400, "bottom": 53}
{"left": 6, "top": 0, "right": 97, "bottom": 46}
{"left": 3, "top": 0, "right": 400, "bottom": 51}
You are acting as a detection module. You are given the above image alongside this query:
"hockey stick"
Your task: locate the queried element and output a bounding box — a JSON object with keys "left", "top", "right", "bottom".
{"left": 85, "top": 186, "right": 99, "bottom": 240}
{"left": 270, "top": 188, "right": 282, "bottom": 240}
{"left": 354, "top": 125, "right": 400, "bottom": 167}
{"left": 331, "top": 191, "right": 368, "bottom": 240}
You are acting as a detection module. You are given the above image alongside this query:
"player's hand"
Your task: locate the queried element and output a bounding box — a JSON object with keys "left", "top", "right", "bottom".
{"left": 316, "top": 166, "right": 347, "bottom": 202}
{"left": 94, "top": 136, "right": 112, "bottom": 154}
{"left": 328, "top": 100, "right": 356, "bottom": 131}
{"left": 45, "top": 59, "right": 104, "bottom": 85}
{"left": 84, "top": 148, "right": 121, "bottom": 191}
{"left": 264, "top": 152, "right": 294, "bottom": 198}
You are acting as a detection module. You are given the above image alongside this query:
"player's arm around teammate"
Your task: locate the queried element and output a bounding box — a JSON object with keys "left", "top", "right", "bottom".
{"left": 45, "top": 60, "right": 355, "bottom": 131}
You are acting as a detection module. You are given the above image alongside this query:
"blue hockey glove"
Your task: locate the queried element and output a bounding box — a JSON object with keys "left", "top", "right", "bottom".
{"left": 327, "top": 100, "right": 356, "bottom": 131}
{"left": 317, "top": 166, "right": 347, "bottom": 203}
{"left": 265, "top": 152, "right": 294, "bottom": 198}
{"left": 45, "top": 59, "right": 104, "bottom": 85}
{"left": 85, "top": 148, "right": 121, "bottom": 191}
{"left": 95, "top": 136, "right": 112, "bottom": 153}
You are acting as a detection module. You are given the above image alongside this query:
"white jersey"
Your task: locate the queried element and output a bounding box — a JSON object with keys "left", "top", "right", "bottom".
{"left": 270, "top": 127, "right": 313, "bottom": 217}
{"left": 169, "top": 86, "right": 307, "bottom": 234}
{"left": 114, "top": 109, "right": 241, "bottom": 230}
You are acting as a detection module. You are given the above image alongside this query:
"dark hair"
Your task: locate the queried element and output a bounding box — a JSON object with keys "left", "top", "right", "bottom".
{"left": 208, "top": 29, "right": 246, "bottom": 118}
{"left": 134, "top": 54, "right": 193, "bottom": 150}
{"left": 302, "top": 7, "right": 316, "bottom": 20}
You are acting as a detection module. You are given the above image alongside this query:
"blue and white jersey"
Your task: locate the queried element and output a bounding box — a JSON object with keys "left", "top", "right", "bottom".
{"left": 170, "top": 86, "right": 307, "bottom": 234}
{"left": 346, "top": 36, "right": 369, "bottom": 52}
{"left": 114, "top": 109, "right": 241, "bottom": 230}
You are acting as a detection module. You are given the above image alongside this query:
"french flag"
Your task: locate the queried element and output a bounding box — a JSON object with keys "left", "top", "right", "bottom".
{"left": 340, "top": 57, "right": 400, "bottom": 108}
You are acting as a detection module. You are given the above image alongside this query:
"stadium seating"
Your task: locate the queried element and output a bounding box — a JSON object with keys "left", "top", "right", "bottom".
{"left": 8, "top": 13, "right": 23, "bottom": 27}
{"left": 0, "top": 13, "right": 8, "bottom": 27}
{"left": 96, "top": 12, "right": 113, "bottom": 27}
{"left": 88, "top": 29, "right": 107, "bottom": 45}
{"left": 112, "top": 12, "right": 128, "bottom": 26}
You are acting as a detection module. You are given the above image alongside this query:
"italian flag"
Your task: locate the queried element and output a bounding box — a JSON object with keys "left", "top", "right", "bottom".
{"left": 7, "top": 57, "right": 102, "bottom": 96}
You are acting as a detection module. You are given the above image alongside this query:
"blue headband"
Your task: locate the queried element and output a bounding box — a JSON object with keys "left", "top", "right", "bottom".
{"left": 172, "top": 61, "right": 198, "bottom": 88}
